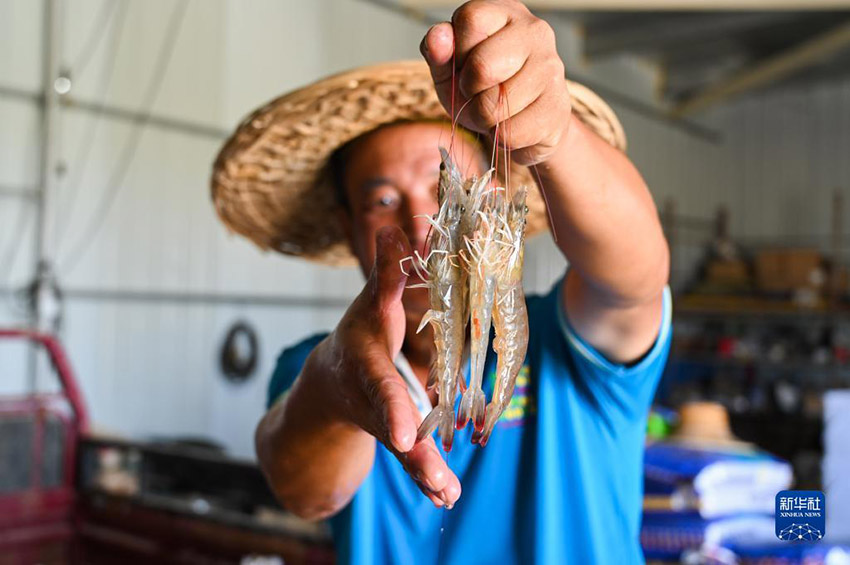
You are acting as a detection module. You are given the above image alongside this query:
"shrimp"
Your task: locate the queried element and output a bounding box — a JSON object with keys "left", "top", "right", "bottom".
{"left": 407, "top": 148, "right": 469, "bottom": 452}
{"left": 456, "top": 176, "right": 501, "bottom": 432}
{"left": 473, "top": 187, "right": 529, "bottom": 447}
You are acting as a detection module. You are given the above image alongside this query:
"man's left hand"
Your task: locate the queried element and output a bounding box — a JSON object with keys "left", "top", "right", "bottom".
{"left": 420, "top": 0, "right": 571, "bottom": 166}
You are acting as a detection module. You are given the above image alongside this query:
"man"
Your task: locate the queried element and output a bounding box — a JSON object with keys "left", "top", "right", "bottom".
{"left": 212, "top": 1, "right": 670, "bottom": 563}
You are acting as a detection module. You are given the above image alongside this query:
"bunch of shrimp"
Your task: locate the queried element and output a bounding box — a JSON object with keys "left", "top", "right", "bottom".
{"left": 473, "top": 188, "right": 529, "bottom": 446}
{"left": 405, "top": 84, "right": 530, "bottom": 449}
{"left": 403, "top": 149, "right": 472, "bottom": 453}
{"left": 456, "top": 178, "right": 504, "bottom": 432}
{"left": 405, "top": 152, "right": 530, "bottom": 450}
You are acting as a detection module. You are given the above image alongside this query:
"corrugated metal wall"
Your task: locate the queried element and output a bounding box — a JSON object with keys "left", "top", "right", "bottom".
{"left": 723, "top": 83, "right": 850, "bottom": 244}
{"left": 1, "top": 0, "right": 847, "bottom": 457}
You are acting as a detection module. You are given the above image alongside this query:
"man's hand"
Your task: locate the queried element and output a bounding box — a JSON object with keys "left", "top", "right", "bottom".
{"left": 321, "top": 225, "right": 461, "bottom": 508}
{"left": 421, "top": 0, "right": 571, "bottom": 166}
{"left": 420, "top": 2, "right": 668, "bottom": 364}
{"left": 259, "top": 225, "right": 461, "bottom": 515}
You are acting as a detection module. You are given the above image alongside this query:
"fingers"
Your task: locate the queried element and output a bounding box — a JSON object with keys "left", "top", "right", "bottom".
{"left": 370, "top": 225, "right": 412, "bottom": 311}
{"left": 458, "top": 25, "right": 531, "bottom": 99}
{"left": 501, "top": 83, "right": 570, "bottom": 165}
{"left": 452, "top": 1, "right": 511, "bottom": 68}
{"left": 398, "top": 437, "right": 462, "bottom": 508}
{"left": 422, "top": 22, "right": 472, "bottom": 126}
{"left": 363, "top": 353, "right": 419, "bottom": 453}
{"left": 421, "top": 2, "right": 518, "bottom": 123}
{"left": 357, "top": 355, "right": 462, "bottom": 507}
{"left": 463, "top": 59, "right": 538, "bottom": 133}
{"left": 421, "top": 22, "right": 454, "bottom": 86}
{"left": 421, "top": 0, "right": 567, "bottom": 157}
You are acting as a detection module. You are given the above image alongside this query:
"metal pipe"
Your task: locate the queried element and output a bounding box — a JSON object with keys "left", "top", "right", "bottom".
{"left": 28, "top": 0, "right": 64, "bottom": 392}
{"left": 35, "top": 0, "right": 62, "bottom": 284}
{"left": 0, "top": 85, "right": 229, "bottom": 141}
{"left": 0, "top": 186, "right": 38, "bottom": 199}
{"left": 0, "top": 84, "right": 40, "bottom": 104}
{"left": 0, "top": 6, "right": 724, "bottom": 144}
{"left": 0, "top": 285, "right": 353, "bottom": 309}
{"left": 65, "top": 97, "right": 229, "bottom": 140}
{"left": 405, "top": 0, "right": 850, "bottom": 10}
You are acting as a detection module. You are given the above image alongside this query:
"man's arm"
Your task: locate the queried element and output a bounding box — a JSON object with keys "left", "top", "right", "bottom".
{"left": 421, "top": 0, "right": 668, "bottom": 364}
{"left": 256, "top": 227, "right": 461, "bottom": 520}
{"left": 536, "top": 117, "right": 668, "bottom": 364}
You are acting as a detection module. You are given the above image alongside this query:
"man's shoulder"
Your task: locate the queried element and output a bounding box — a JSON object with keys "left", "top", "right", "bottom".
{"left": 281, "top": 332, "right": 329, "bottom": 359}
{"left": 267, "top": 332, "right": 330, "bottom": 409}
{"left": 275, "top": 332, "right": 330, "bottom": 375}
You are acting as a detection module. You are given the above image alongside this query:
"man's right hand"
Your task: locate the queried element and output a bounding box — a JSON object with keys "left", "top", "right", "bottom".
{"left": 257, "top": 225, "right": 460, "bottom": 519}
{"left": 318, "top": 225, "right": 461, "bottom": 509}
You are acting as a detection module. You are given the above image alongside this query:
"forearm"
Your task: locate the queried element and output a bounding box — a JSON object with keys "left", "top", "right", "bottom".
{"left": 255, "top": 338, "right": 375, "bottom": 521}
{"left": 535, "top": 113, "right": 669, "bottom": 305}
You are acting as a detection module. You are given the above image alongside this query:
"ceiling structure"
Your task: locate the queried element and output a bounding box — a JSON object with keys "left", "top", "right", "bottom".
{"left": 575, "top": 11, "right": 850, "bottom": 116}
{"left": 404, "top": 1, "right": 850, "bottom": 10}
{"left": 402, "top": 1, "right": 850, "bottom": 117}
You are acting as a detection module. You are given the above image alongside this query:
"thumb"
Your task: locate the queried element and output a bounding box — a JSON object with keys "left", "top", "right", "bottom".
{"left": 421, "top": 22, "right": 462, "bottom": 116}
{"left": 369, "top": 225, "right": 412, "bottom": 310}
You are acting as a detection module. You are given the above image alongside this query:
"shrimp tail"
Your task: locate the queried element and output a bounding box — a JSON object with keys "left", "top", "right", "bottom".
{"left": 417, "top": 406, "right": 456, "bottom": 452}
{"left": 473, "top": 403, "right": 505, "bottom": 446}
{"left": 457, "top": 386, "right": 486, "bottom": 431}
{"left": 416, "top": 406, "right": 441, "bottom": 443}
{"left": 439, "top": 410, "right": 456, "bottom": 452}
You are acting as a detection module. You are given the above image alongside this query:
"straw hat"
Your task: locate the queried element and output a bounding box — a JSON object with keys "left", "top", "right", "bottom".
{"left": 211, "top": 60, "right": 627, "bottom": 266}
{"left": 670, "top": 401, "right": 753, "bottom": 450}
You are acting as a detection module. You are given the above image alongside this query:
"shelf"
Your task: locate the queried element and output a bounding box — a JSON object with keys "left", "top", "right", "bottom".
{"left": 674, "top": 294, "right": 850, "bottom": 323}
{"left": 670, "top": 355, "right": 850, "bottom": 375}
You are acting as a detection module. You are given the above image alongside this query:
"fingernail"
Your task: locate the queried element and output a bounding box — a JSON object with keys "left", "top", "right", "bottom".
{"left": 446, "top": 483, "right": 460, "bottom": 503}
{"left": 393, "top": 429, "right": 413, "bottom": 452}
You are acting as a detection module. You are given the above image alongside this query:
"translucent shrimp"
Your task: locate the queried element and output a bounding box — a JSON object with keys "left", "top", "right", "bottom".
{"left": 407, "top": 148, "right": 469, "bottom": 452}
{"left": 457, "top": 177, "right": 501, "bottom": 432}
{"left": 473, "top": 188, "right": 529, "bottom": 447}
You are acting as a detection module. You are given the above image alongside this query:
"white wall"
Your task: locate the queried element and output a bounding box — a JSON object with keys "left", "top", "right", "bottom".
{"left": 1, "top": 0, "right": 427, "bottom": 458}
{"left": 2, "top": 0, "right": 845, "bottom": 458}
{"left": 721, "top": 81, "right": 850, "bottom": 245}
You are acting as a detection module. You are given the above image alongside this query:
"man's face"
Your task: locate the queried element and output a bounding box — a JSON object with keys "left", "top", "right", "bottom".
{"left": 340, "top": 122, "right": 485, "bottom": 319}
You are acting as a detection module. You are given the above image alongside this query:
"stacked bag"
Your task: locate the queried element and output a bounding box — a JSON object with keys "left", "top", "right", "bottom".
{"left": 824, "top": 391, "right": 850, "bottom": 542}
{"left": 640, "top": 403, "right": 792, "bottom": 562}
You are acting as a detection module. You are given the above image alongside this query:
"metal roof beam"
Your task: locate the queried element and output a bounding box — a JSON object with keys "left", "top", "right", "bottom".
{"left": 583, "top": 13, "right": 794, "bottom": 59}
{"left": 403, "top": 0, "right": 850, "bottom": 10}
{"left": 671, "top": 18, "right": 850, "bottom": 117}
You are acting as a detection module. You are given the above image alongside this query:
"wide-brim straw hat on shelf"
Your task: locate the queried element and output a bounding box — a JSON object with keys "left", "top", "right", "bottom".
{"left": 211, "top": 60, "right": 627, "bottom": 267}
{"left": 669, "top": 401, "right": 754, "bottom": 451}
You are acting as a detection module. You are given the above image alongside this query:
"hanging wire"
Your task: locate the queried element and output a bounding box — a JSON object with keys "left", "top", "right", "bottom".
{"left": 69, "top": 0, "right": 119, "bottom": 79}
{"left": 53, "top": 0, "right": 129, "bottom": 251}
{"left": 59, "top": 0, "right": 190, "bottom": 274}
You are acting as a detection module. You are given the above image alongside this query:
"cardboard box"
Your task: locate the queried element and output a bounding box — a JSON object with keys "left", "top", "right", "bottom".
{"left": 754, "top": 249, "right": 822, "bottom": 294}
{"left": 706, "top": 260, "right": 749, "bottom": 284}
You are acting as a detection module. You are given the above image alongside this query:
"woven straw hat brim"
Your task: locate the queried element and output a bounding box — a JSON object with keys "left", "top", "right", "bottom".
{"left": 211, "top": 60, "right": 627, "bottom": 267}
